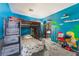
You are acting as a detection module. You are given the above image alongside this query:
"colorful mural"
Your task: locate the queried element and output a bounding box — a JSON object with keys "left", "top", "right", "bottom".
{"left": 43, "top": 3, "right": 79, "bottom": 41}
{"left": 42, "top": 3, "right": 79, "bottom": 51}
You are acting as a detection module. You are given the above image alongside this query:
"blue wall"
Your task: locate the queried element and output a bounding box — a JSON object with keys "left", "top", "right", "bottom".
{"left": 0, "top": 3, "right": 12, "bottom": 17}
{"left": 43, "top": 3, "right": 79, "bottom": 42}
{"left": 0, "top": 3, "right": 12, "bottom": 38}
{"left": 0, "top": 3, "right": 41, "bottom": 37}
{"left": 1, "top": 3, "right": 79, "bottom": 40}
{"left": 11, "top": 13, "right": 41, "bottom": 36}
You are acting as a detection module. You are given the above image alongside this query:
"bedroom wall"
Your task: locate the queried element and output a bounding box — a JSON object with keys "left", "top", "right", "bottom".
{"left": 11, "top": 13, "right": 41, "bottom": 36}
{"left": 0, "top": 3, "right": 12, "bottom": 39}
{"left": 0, "top": 3, "right": 40, "bottom": 38}
{"left": 43, "top": 3, "right": 79, "bottom": 42}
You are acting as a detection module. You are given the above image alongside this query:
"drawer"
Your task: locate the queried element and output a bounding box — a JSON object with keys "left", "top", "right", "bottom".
{"left": 4, "top": 35, "right": 19, "bottom": 44}
{"left": 8, "top": 25, "right": 18, "bottom": 28}
{"left": 8, "top": 22, "right": 18, "bottom": 28}
{"left": 2, "top": 44, "right": 20, "bottom": 56}
{"left": 6, "top": 28, "right": 19, "bottom": 32}
{"left": 6, "top": 28, "right": 19, "bottom": 35}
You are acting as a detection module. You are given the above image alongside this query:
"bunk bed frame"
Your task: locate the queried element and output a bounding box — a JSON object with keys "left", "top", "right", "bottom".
{"left": 20, "top": 19, "right": 41, "bottom": 40}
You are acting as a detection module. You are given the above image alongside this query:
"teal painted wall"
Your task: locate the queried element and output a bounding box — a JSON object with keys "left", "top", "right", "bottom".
{"left": 0, "top": 3, "right": 12, "bottom": 39}
{"left": 2, "top": 3, "right": 79, "bottom": 40}
{"left": 43, "top": 3, "right": 79, "bottom": 42}
{"left": 11, "top": 13, "right": 41, "bottom": 36}
{"left": 0, "top": 3, "right": 41, "bottom": 37}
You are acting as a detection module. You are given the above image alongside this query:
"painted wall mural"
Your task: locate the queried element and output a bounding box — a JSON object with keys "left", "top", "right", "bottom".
{"left": 43, "top": 3, "right": 79, "bottom": 42}
{"left": 42, "top": 3, "right": 79, "bottom": 51}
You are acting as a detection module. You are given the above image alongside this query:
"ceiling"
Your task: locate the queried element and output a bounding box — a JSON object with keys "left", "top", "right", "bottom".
{"left": 9, "top": 3, "right": 75, "bottom": 19}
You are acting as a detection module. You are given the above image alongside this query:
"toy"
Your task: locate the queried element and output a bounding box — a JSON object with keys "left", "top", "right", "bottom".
{"left": 64, "top": 35, "right": 72, "bottom": 51}
{"left": 66, "top": 32, "right": 77, "bottom": 48}
{"left": 62, "top": 43, "right": 72, "bottom": 51}
{"left": 62, "top": 34, "right": 72, "bottom": 51}
{"left": 65, "top": 46, "right": 72, "bottom": 51}
{"left": 61, "top": 41, "right": 72, "bottom": 51}
{"left": 64, "top": 35, "right": 71, "bottom": 44}
{"left": 61, "top": 42, "right": 69, "bottom": 48}
{"left": 58, "top": 32, "right": 65, "bottom": 42}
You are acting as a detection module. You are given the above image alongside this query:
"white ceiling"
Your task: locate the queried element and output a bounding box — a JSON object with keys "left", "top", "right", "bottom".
{"left": 9, "top": 3, "right": 75, "bottom": 19}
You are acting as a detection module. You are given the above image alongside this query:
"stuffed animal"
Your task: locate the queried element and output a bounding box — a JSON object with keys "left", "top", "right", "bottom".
{"left": 65, "top": 46, "right": 72, "bottom": 51}
{"left": 58, "top": 32, "right": 65, "bottom": 42}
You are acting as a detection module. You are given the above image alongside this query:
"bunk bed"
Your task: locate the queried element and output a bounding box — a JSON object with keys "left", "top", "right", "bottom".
{"left": 20, "top": 19, "right": 44, "bottom": 56}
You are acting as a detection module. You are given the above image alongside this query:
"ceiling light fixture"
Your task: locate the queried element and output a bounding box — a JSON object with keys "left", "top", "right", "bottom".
{"left": 29, "top": 8, "right": 33, "bottom": 12}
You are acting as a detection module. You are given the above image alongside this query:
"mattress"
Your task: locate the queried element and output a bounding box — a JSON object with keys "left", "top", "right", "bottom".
{"left": 21, "top": 35, "right": 44, "bottom": 56}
